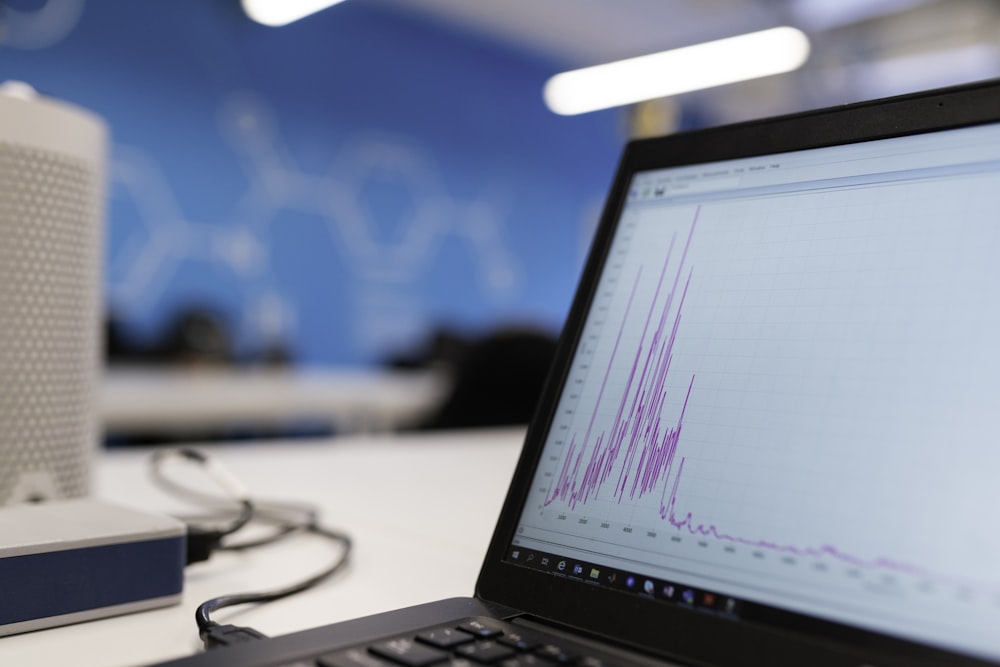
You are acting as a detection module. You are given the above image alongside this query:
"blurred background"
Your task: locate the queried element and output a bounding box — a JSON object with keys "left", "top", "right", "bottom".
{"left": 3, "top": 0, "right": 999, "bottom": 438}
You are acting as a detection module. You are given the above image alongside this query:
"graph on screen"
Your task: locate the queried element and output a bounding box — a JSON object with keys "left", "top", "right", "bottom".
{"left": 516, "top": 171, "right": 1000, "bottom": 653}
{"left": 544, "top": 208, "right": 697, "bottom": 519}
{"left": 539, "top": 203, "right": 926, "bottom": 578}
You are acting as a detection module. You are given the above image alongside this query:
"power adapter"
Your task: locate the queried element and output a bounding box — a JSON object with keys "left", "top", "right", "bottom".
{"left": 0, "top": 498, "right": 186, "bottom": 636}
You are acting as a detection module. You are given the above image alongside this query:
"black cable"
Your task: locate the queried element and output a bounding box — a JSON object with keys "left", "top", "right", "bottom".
{"left": 195, "top": 522, "right": 352, "bottom": 644}
{"left": 219, "top": 502, "right": 320, "bottom": 551}
{"left": 150, "top": 448, "right": 256, "bottom": 564}
{"left": 218, "top": 522, "right": 298, "bottom": 551}
{"left": 148, "top": 446, "right": 353, "bottom": 649}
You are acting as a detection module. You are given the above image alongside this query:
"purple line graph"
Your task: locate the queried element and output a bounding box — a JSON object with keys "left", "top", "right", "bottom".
{"left": 542, "top": 206, "right": 927, "bottom": 578}
{"left": 662, "top": 457, "right": 923, "bottom": 575}
{"left": 545, "top": 206, "right": 698, "bottom": 516}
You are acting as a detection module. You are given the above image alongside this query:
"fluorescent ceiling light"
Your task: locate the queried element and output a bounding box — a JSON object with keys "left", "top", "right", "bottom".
{"left": 544, "top": 27, "right": 811, "bottom": 116}
{"left": 242, "top": 0, "right": 348, "bottom": 27}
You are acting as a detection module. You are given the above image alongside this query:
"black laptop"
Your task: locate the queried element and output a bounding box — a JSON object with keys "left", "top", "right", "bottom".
{"left": 151, "top": 80, "right": 1000, "bottom": 667}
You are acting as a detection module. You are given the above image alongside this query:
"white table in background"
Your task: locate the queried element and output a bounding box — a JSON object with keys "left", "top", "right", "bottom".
{"left": 101, "top": 368, "right": 449, "bottom": 436}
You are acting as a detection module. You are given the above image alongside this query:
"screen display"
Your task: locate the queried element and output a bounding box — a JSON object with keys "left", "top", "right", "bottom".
{"left": 510, "top": 122, "right": 1000, "bottom": 661}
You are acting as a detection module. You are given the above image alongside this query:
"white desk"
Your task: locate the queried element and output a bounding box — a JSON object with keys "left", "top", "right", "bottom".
{"left": 0, "top": 427, "right": 524, "bottom": 667}
{"left": 101, "top": 368, "right": 450, "bottom": 435}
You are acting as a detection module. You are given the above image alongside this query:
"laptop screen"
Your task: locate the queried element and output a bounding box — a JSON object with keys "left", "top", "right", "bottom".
{"left": 508, "top": 120, "right": 1000, "bottom": 661}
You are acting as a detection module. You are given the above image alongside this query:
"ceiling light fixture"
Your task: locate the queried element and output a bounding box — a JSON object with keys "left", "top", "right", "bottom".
{"left": 241, "top": 0, "right": 348, "bottom": 27}
{"left": 543, "top": 26, "right": 811, "bottom": 116}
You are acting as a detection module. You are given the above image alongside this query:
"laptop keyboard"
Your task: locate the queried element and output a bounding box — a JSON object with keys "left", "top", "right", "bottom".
{"left": 316, "top": 617, "right": 617, "bottom": 667}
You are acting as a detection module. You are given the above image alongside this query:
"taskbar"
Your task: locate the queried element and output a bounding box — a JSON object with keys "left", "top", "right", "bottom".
{"left": 505, "top": 545, "right": 742, "bottom": 619}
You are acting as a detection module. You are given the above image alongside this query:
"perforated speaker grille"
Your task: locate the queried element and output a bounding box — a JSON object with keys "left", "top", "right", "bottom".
{"left": 0, "top": 140, "right": 101, "bottom": 504}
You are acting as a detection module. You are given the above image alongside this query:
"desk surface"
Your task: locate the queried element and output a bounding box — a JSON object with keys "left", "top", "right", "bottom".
{"left": 0, "top": 427, "right": 525, "bottom": 667}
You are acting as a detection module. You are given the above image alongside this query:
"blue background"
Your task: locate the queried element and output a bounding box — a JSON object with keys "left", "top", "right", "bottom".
{"left": 1, "top": 0, "right": 624, "bottom": 366}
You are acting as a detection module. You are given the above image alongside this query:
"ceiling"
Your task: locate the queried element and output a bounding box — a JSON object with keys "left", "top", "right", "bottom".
{"left": 373, "top": 0, "right": 1000, "bottom": 124}
{"left": 376, "top": 0, "right": 787, "bottom": 67}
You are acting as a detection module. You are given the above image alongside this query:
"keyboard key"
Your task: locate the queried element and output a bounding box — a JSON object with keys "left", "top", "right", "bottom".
{"left": 370, "top": 639, "right": 450, "bottom": 667}
{"left": 454, "top": 641, "right": 517, "bottom": 664}
{"left": 534, "top": 644, "right": 577, "bottom": 664}
{"left": 496, "top": 630, "right": 542, "bottom": 652}
{"left": 317, "top": 619, "right": 614, "bottom": 667}
{"left": 499, "top": 656, "right": 550, "bottom": 667}
{"left": 457, "top": 619, "right": 504, "bottom": 639}
{"left": 318, "top": 648, "right": 398, "bottom": 667}
{"left": 417, "top": 627, "right": 477, "bottom": 649}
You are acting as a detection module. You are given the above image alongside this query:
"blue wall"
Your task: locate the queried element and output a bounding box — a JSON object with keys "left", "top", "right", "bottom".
{"left": 1, "top": 0, "right": 622, "bottom": 366}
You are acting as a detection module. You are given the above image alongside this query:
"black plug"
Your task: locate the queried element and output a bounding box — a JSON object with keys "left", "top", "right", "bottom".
{"left": 185, "top": 525, "right": 223, "bottom": 565}
{"left": 200, "top": 623, "right": 268, "bottom": 649}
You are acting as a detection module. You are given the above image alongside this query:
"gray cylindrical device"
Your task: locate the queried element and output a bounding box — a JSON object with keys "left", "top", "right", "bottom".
{"left": 0, "top": 81, "right": 108, "bottom": 504}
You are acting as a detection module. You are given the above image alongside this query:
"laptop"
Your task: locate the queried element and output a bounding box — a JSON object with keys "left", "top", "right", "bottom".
{"left": 149, "top": 80, "right": 1000, "bottom": 667}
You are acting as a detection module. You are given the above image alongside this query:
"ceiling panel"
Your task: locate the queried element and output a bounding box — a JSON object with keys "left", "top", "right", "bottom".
{"left": 370, "top": 0, "right": 1000, "bottom": 123}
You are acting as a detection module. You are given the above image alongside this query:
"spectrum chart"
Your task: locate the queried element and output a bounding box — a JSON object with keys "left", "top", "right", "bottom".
{"left": 538, "top": 203, "right": 926, "bottom": 577}
{"left": 544, "top": 208, "right": 698, "bottom": 519}
{"left": 515, "top": 172, "right": 1000, "bottom": 653}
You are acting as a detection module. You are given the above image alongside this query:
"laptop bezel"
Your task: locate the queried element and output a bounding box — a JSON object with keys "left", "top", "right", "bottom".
{"left": 475, "top": 79, "right": 1000, "bottom": 667}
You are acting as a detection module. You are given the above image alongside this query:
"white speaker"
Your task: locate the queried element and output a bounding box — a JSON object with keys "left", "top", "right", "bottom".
{"left": 0, "top": 81, "right": 108, "bottom": 504}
